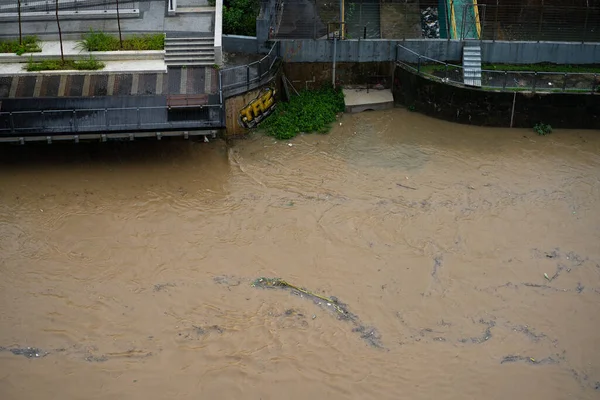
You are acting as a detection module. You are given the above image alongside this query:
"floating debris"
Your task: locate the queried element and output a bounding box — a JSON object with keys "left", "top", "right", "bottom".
{"left": 153, "top": 282, "right": 176, "bottom": 292}
{"left": 501, "top": 355, "right": 559, "bottom": 365}
{"left": 513, "top": 325, "right": 546, "bottom": 342}
{"left": 5, "top": 347, "right": 48, "bottom": 359}
{"left": 252, "top": 277, "right": 383, "bottom": 348}
{"left": 458, "top": 319, "right": 495, "bottom": 344}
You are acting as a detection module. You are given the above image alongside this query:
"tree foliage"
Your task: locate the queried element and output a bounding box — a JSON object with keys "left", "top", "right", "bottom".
{"left": 222, "top": 0, "right": 259, "bottom": 36}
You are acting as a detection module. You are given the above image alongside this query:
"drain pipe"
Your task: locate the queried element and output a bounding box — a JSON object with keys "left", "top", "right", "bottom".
{"left": 332, "top": 36, "right": 337, "bottom": 87}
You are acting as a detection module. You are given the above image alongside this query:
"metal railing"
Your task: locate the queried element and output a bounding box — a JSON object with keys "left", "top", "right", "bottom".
{"left": 218, "top": 44, "right": 279, "bottom": 96}
{"left": 396, "top": 44, "right": 600, "bottom": 94}
{"left": 0, "top": 104, "right": 223, "bottom": 135}
{"left": 0, "top": 0, "right": 138, "bottom": 13}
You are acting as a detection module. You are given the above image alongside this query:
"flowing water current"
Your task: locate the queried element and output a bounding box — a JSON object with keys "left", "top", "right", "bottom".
{"left": 0, "top": 109, "right": 599, "bottom": 399}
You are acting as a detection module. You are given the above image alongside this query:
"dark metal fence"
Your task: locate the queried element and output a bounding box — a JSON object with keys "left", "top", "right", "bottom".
{"left": 0, "top": 104, "right": 223, "bottom": 136}
{"left": 396, "top": 44, "right": 600, "bottom": 94}
{"left": 268, "top": 0, "right": 600, "bottom": 42}
{"left": 219, "top": 44, "right": 279, "bottom": 97}
{"left": 0, "top": 0, "right": 138, "bottom": 13}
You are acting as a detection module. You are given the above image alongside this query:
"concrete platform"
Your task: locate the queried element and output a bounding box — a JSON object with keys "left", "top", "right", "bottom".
{"left": 0, "top": 41, "right": 167, "bottom": 75}
{"left": 342, "top": 88, "right": 394, "bottom": 113}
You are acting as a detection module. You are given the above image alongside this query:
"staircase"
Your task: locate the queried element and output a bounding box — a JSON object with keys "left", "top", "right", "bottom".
{"left": 164, "top": 36, "right": 215, "bottom": 67}
{"left": 462, "top": 42, "right": 482, "bottom": 87}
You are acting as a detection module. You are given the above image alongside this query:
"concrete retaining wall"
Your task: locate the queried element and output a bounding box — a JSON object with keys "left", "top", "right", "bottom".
{"left": 283, "top": 62, "right": 394, "bottom": 88}
{"left": 223, "top": 35, "right": 258, "bottom": 54}
{"left": 392, "top": 65, "right": 600, "bottom": 129}
{"left": 278, "top": 39, "right": 600, "bottom": 64}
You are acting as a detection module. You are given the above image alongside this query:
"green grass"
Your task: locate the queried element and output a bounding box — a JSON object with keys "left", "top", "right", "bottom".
{"left": 26, "top": 57, "right": 105, "bottom": 72}
{"left": 0, "top": 36, "right": 41, "bottom": 55}
{"left": 482, "top": 63, "right": 600, "bottom": 73}
{"left": 261, "top": 86, "right": 345, "bottom": 140}
{"left": 417, "top": 63, "right": 600, "bottom": 74}
{"left": 78, "top": 30, "right": 164, "bottom": 51}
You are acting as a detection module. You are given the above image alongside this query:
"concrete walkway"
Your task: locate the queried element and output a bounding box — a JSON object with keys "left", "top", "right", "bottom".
{"left": 0, "top": 41, "right": 166, "bottom": 75}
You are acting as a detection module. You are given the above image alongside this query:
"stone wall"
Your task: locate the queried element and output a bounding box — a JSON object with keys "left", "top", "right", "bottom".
{"left": 282, "top": 62, "right": 394, "bottom": 88}
{"left": 393, "top": 65, "right": 600, "bottom": 129}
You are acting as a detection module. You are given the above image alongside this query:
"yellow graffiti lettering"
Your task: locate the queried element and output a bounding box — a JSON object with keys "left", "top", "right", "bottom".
{"left": 239, "top": 88, "right": 276, "bottom": 127}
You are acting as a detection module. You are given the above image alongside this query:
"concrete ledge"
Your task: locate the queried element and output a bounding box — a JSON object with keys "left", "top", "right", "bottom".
{"left": 343, "top": 88, "right": 394, "bottom": 113}
{"left": 0, "top": 130, "right": 215, "bottom": 144}
{"left": 214, "top": 0, "right": 223, "bottom": 66}
{"left": 0, "top": 50, "right": 165, "bottom": 62}
{"left": 0, "top": 9, "right": 139, "bottom": 22}
{"left": 176, "top": 7, "right": 216, "bottom": 13}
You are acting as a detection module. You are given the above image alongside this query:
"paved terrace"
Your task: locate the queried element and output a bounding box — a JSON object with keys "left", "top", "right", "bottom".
{"left": 0, "top": 0, "right": 214, "bottom": 39}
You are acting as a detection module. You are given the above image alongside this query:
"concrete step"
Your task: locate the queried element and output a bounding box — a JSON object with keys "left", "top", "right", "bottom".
{"left": 165, "top": 54, "right": 215, "bottom": 60}
{"left": 166, "top": 50, "right": 215, "bottom": 56}
{"left": 165, "top": 60, "right": 215, "bottom": 66}
{"left": 165, "top": 37, "right": 213, "bottom": 44}
{"left": 166, "top": 45, "right": 214, "bottom": 51}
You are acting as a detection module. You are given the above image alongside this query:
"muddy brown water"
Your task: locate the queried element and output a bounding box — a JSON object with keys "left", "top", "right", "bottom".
{"left": 0, "top": 109, "right": 599, "bottom": 399}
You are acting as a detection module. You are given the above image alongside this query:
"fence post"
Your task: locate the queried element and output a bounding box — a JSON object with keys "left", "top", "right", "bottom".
{"left": 137, "top": 107, "right": 141, "bottom": 128}
{"left": 219, "top": 70, "right": 225, "bottom": 127}
{"left": 105, "top": 109, "right": 109, "bottom": 131}
{"left": 479, "top": 5, "right": 485, "bottom": 41}
{"left": 493, "top": 0, "right": 499, "bottom": 41}
{"left": 562, "top": 73, "right": 567, "bottom": 92}
{"left": 583, "top": 6, "right": 589, "bottom": 43}
{"left": 403, "top": 1, "right": 407, "bottom": 41}
{"left": 593, "top": 74, "right": 597, "bottom": 94}
{"left": 246, "top": 65, "right": 250, "bottom": 89}
{"left": 417, "top": 56, "right": 421, "bottom": 73}
{"left": 445, "top": 63, "right": 449, "bottom": 80}
{"left": 258, "top": 59, "right": 263, "bottom": 80}
{"left": 537, "top": 1, "right": 544, "bottom": 42}
{"left": 502, "top": 71, "right": 508, "bottom": 90}
{"left": 461, "top": 4, "right": 467, "bottom": 40}
{"left": 41, "top": 111, "right": 45, "bottom": 130}
{"left": 9, "top": 112, "right": 14, "bottom": 133}
{"left": 532, "top": 72, "right": 537, "bottom": 93}
{"left": 313, "top": 0, "right": 317, "bottom": 39}
{"left": 73, "top": 110, "right": 78, "bottom": 132}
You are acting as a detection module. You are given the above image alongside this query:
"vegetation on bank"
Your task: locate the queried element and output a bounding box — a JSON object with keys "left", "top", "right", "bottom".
{"left": 78, "top": 30, "right": 165, "bottom": 51}
{"left": 482, "top": 63, "right": 600, "bottom": 73}
{"left": 533, "top": 123, "right": 552, "bottom": 135}
{"left": 0, "top": 36, "right": 41, "bottom": 55}
{"left": 261, "top": 86, "right": 345, "bottom": 140}
{"left": 208, "top": 0, "right": 259, "bottom": 36}
{"left": 419, "top": 63, "right": 600, "bottom": 74}
{"left": 26, "top": 56, "right": 104, "bottom": 72}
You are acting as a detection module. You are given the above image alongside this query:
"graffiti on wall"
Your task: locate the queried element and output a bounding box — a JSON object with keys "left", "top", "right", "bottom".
{"left": 238, "top": 87, "right": 276, "bottom": 129}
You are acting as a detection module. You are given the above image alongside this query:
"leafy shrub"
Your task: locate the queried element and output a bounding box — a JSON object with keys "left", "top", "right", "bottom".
{"left": 223, "top": 0, "right": 259, "bottom": 36}
{"left": 261, "top": 86, "right": 345, "bottom": 140}
{"left": 26, "top": 56, "right": 105, "bottom": 71}
{"left": 0, "top": 36, "right": 41, "bottom": 55}
{"left": 533, "top": 123, "right": 553, "bottom": 136}
{"left": 78, "top": 30, "right": 164, "bottom": 51}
